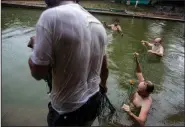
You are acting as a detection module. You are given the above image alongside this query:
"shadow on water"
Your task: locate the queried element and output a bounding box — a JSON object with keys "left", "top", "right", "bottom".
{"left": 2, "top": 7, "right": 184, "bottom": 126}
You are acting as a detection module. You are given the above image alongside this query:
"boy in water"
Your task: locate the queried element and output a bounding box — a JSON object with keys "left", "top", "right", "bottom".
{"left": 122, "top": 52, "right": 154, "bottom": 127}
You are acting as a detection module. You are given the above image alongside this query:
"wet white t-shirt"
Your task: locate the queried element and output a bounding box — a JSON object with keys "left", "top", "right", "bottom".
{"left": 31, "top": 3, "right": 108, "bottom": 114}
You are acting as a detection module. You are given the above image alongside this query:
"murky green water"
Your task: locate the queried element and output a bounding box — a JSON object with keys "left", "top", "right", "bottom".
{"left": 2, "top": 7, "right": 184, "bottom": 126}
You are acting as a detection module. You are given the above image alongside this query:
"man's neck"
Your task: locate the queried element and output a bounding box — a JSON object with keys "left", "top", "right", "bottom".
{"left": 59, "top": 1, "right": 75, "bottom": 5}
{"left": 137, "top": 92, "right": 149, "bottom": 99}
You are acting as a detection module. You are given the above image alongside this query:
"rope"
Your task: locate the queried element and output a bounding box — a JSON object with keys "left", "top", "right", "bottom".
{"left": 139, "top": 44, "right": 148, "bottom": 74}
{"left": 142, "top": 44, "right": 150, "bottom": 76}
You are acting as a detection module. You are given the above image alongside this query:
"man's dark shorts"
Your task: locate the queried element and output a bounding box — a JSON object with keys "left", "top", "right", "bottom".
{"left": 47, "top": 92, "right": 102, "bottom": 126}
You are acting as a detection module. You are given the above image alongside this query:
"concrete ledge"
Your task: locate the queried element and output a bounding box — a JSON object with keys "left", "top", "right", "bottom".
{"left": 89, "top": 10, "right": 185, "bottom": 22}
{"left": 2, "top": 2, "right": 185, "bottom": 22}
{"left": 2, "top": 2, "right": 46, "bottom": 9}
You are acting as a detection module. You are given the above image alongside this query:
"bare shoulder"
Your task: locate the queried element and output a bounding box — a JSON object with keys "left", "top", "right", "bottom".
{"left": 161, "top": 45, "right": 164, "bottom": 50}
{"left": 148, "top": 96, "right": 152, "bottom": 104}
{"left": 143, "top": 96, "right": 152, "bottom": 109}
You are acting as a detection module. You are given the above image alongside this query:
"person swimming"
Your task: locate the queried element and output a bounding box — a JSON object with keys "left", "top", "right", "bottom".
{"left": 102, "top": 20, "right": 123, "bottom": 36}
{"left": 141, "top": 38, "right": 164, "bottom": 57}
{"left": 122, "top": 52, "right": 154, "bottom": 127}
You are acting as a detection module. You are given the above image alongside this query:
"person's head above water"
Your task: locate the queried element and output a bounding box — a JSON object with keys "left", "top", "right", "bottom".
{"left": 114, "top": 19, "right": 120, "bottom": 23}
{"left": 114, "top": 23, "right": 118, "bottom": 26}
{"left": 137, "top": 80, "right": 154, "bottom": 97}
{"left": 154, "top": 38, "right": 162, "bottom": 46}
{"left": 44, "top": 0, "right": 79, "bottom": 8}
{"left": 114, "top": 19, "right": 120, "bottom": 26}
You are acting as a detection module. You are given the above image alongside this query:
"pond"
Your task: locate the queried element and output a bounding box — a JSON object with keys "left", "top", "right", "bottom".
{"left": 2, "top": 6, "right": 184, "bottom": 126}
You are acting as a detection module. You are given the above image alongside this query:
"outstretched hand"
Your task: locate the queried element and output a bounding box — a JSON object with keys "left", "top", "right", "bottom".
{"left": 141, "top": 40, "right": 147, "bottom": 45}
{"left": 102, "top": 21, "right": 107, "bottom": 26}
{"left": 148, "top": 50, "right": 153, "bottom": 53}
{"left": 27, "top": 36, "right": 36, "bottom": 49}
{"left": 122, "top": 104, "right": 131, "bottom": 114}
{"left": 141, "top": 40, "right": 145, "bottom": 43}
{"left": 133, "top": 52, "right": 139, "bottom": 57}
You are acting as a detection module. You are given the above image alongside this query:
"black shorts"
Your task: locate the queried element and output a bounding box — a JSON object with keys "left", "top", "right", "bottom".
{"left": 47, "top": 92, "right": 102, "bottom": 126}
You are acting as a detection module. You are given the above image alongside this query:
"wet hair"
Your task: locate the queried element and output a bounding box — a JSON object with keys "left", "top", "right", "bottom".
{"left": 114, "top": 23, "right": 118, "bottom": 26}
{"left": 159, "top": 39, "right": 162, "bottom": 44}
{"left": 154, "top": 37, "right": 162, "bottom": 44}
{"left": 44, "top": 0, "right": 58, "bottom": 7}
{"left": 157, "top": 38, "right": 162, "bottom": 44}
{"left": 114, "top": 19, "right": 120, "bottom": 23}
{"left": 145, "top": 81, "right": 154, "bottom": 94}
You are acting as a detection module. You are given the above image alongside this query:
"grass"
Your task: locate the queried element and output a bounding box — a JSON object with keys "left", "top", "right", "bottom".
{"left": 80, "top": 1, "right": 153, "bottom": 12}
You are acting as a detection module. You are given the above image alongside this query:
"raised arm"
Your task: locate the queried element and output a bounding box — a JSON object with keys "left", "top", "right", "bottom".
{"left": 134, "top": 52, "right": 145, "bottom": 83}
{"left": 102, "top": 21, "right": 111, "bottom": 29}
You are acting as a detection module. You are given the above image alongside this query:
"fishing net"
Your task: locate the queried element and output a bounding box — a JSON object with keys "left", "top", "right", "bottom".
{"left": 98, "top": 92, "right": 118, "bottom": 126}
{"left": 43, "top": 70, "right": 52, "bottom": 94}
{"left": 98, "top": 83, "right": 136, "bottom": 126}
{"left": 140, "top": 43, "right": 150, "bottom": 75}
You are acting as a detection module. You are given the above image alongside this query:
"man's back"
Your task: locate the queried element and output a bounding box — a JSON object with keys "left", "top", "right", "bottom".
{"left": 40, "top": 3, "right": 107, "bottom": 114}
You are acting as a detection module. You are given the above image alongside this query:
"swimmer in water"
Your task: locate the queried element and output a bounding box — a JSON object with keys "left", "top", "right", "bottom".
{"left": 102, "top": 20, "right": 123, "bottom": 36}
{"left": 122, "top": 52, "right": 154, "bottom": 127}
{"left": 141, "top": 38, "right": 164, "bottom": 57}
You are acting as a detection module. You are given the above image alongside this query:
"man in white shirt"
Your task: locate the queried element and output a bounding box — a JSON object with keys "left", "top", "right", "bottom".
{"left": 28, "top": 0, "right": 108, "bottom": 126}
{"left": 141, "top": 38, "right": 164, "bottom": 57}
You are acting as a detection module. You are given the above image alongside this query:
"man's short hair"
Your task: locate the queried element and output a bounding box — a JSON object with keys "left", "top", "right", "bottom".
{"left": 154, "top": 38, "right": 162, "bottom": 44}
{"left": 145, "top": 81, "right": 154, "bottom": 93}
{"left": 45, "top": 0, "right": 77, "bottom": 7}
{"left": 114, "top": 19, "right": 120, "bottom": 23}
{"left": 44, "top": 0, "right": 58, "bottom": 7}
{"left": 114, "top": 23, "right": 118, "bottom": 26}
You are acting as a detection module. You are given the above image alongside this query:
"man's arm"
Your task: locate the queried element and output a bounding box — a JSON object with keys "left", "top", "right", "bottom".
{"left": 117, "top": 26, "right": 123, "bottom": 36}
{"left": 102, "top": 21, "right": 111, "bottom": 29}
{"left": 28, "top": 36, "right": 51, "bottom": 80}
{"left": 141, "top": 40, "right": 153, "bottom": 47}
{"left": 107, "top": 24, "right": 113, "bottom": 29}
{"left": 134, "top": 53, "right": 145, "bottom": 83}
{"left": 100, "top": 55, "right": 109, "bottom": 93}
{"left": 28, "top": 11, "right": 53, "bottom": 80}
{"left": 117, "top": 25, "right": 122, "bottom": 32}
{"left": 159, "top": 46, "right": 164, "bottom": 56}
{"left": 129, "top": 103, "right": 151, "bottom": 127}
{"left": 148, "top": 47, "right": 164, "bottom": 57}
{"left": 122, "top": 101, "right": 152, "bottom": 127}
{"left": 28, "top": 57, "right": 50, "bottom": 80}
